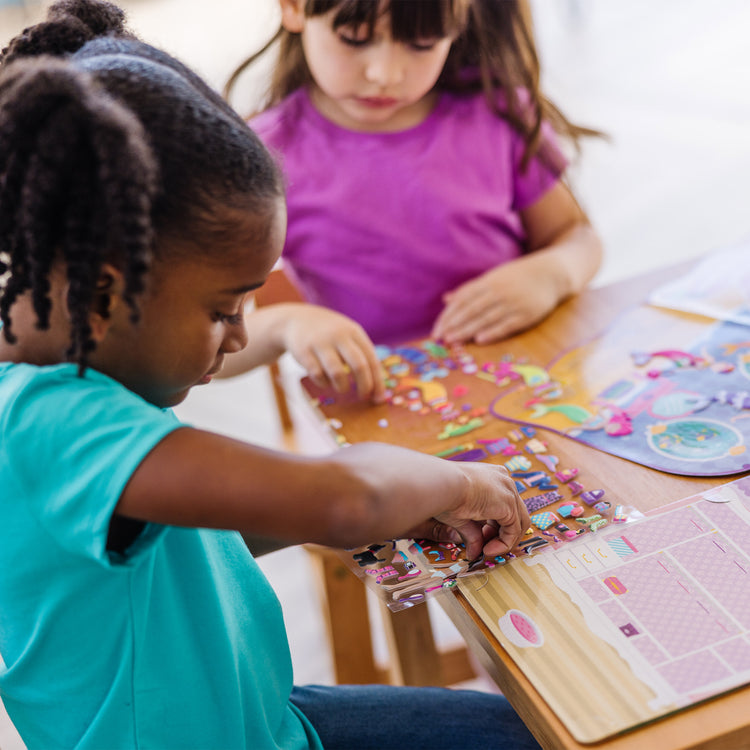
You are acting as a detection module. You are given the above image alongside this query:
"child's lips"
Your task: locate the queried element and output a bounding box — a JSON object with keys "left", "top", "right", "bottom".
{"left": 357, "top": 96, "right": 398, "bottom": 108}
{"left": 199, "top": 361, "right": 223, "bottom": 385}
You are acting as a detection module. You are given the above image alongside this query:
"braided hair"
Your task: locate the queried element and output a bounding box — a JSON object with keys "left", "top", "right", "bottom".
{"left": 0, "top": 0, "right": 283, "bottom": 370}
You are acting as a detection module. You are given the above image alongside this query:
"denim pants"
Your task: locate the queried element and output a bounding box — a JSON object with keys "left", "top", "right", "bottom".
{"left": 290, "top": 683, "right": 541, "bottom": 749}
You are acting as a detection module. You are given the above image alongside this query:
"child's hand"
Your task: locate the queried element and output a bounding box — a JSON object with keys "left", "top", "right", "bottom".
{"left": 431, "top": 253, "right": 560, "bottom": 345}
{"left": 405, "top": 460, "right": 531, "bottom": 560}
{"left": 333, "top": 444, "right": 530, "bottom": 560}
{"left": 219, "top": 303, "right": 385, "bottom": 401}
{"left": 432, "top": 188, "right": 602, "bottom": 345}
{"left": 282, "top": 305, "right": 386, "bottom": 402}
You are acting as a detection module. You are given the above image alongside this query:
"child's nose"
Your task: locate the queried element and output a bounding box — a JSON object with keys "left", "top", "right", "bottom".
{"left": 364, "top": 43, "right": 406, "bottom": 87}
{"left": 222, "top": 319, "right": 249, "bottom": 354}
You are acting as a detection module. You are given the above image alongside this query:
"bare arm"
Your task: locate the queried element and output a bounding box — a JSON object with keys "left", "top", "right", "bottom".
{"left": 115, "top": 429, "right": 529, "bottom": 560}
{"left": 432, "top": 182, "right": 603, "bottom": 344}
{"left": 519, "top": 180, "right": 603, "bottom": 297}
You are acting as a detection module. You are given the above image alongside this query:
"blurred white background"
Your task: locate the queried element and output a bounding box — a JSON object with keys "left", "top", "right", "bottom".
{"left": 4, "top": 0, "right": 749, "bottom": 284}
{"left": 1, "top": 1, "right": 750, "bottom": 747}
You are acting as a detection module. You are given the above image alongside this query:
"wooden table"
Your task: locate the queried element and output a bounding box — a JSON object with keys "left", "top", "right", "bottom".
{"left": 434, "top": 262, "right": 750, "bottom": 750}
{"left": 299, "top": 259, "right": 750, "bottom": 749}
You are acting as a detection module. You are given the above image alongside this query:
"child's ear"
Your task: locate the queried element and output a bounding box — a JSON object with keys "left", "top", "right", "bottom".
{"left": 88, "top": 263, "right": 125, "bottom": 343}
{"left": 279, "top": 0, "right": 305, "bottom": 33}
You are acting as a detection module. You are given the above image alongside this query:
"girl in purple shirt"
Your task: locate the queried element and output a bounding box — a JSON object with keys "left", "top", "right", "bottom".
{"left": 227, "top": 0, "right": 603, "bottom": 360}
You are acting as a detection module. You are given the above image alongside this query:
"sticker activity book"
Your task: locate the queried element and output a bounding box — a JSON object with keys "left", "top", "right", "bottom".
{"left": 306, "top": 304, "right": 750, "bottom": 480}
{"left": 299, "top": 293, "right": 750, "bottom": 742}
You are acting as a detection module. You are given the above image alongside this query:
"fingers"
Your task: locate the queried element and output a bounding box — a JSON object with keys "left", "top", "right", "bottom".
{"left": 434, "top": 285, "right": 521, "bottom": 345}
{"left": 412, "top": 511, "right": 528, "bottom": 563}
{"left": 454, "top": 520, "right": 488, "bottom": 562}
{"left": 432, "top": 287, "right": 491, "bottom": 343}
{"left": 345, "top": 333, "right": 387, "bottom": 403}
{"left": 440, "top": 305, "right": 515, "bottom": 345}
{"left": 301, "top": 336, "right": 385, "bottom": 402}
{"left": 465, "top": 465, "right": 529, "bottom": 557}
{"left": 482, "top": 491, "right": 531, "bottom": 557}
{"left": 435, "top": 293, "right": 540, "bottom": 346}
{"left": 314, "top": 342, "right": 365, "bottom": 394}
{"left": 405, "top": 520, "right": 464, "bottom": 546}
{"left": 428, "top": 462, "right": 531, "bottom": 561}
{"left": 407, "top": 519, "right": 487, "bottom": 562}
{"left": 472, "top": 315, "right": 524, "bottom": 345}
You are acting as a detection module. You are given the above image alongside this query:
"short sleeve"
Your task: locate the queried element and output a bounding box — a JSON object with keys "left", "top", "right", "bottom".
{"left": 2, "top": 365, "right": 182, "bottom": 563}
{"left": 509, "top": 100, "right": 569, "bottom": 211}
{"left": 248, "top": 90, "right": 306, "bottom": 160}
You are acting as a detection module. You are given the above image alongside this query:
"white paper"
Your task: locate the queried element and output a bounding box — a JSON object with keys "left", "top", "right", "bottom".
{"left": 648, "top": 240, "right": 750, "bottom": 326}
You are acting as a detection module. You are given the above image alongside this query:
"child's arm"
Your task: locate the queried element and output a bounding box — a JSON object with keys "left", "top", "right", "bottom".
{"left": 115, "top": 432, "right": 530, "bottom": 561}
{"left": 431, "top": 182, "right": 602, "bottom": 345}
{"left": 219, "top": 302, "right": 386, "bottom": 402}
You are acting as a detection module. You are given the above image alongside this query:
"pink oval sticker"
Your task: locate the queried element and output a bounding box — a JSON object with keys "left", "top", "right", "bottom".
{"left": 498, "top": 609, "right": 544, "bottom": 648}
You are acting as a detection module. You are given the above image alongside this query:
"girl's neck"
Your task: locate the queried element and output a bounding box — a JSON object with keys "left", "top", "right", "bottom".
{"left": 0, "top": 294, "right": 70, "bottom": 367}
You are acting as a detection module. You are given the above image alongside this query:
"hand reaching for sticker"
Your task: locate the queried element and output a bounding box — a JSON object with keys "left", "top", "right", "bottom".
{"left": 335, "top": 444, "right": 531, "bottom": 561}
{"left": 411, "top": 461, "right": 531, "bottom": 561}
{"left": 282, "top": 305, "right": 386, "bottom": 402}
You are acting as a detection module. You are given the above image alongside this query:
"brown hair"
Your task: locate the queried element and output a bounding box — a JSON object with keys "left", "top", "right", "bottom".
{"left": 225, "top": 0, "right": 600, "bottom": 167}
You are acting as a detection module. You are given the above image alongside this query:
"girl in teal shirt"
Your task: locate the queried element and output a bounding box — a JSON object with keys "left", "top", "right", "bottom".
{"left": 0, "top": 2, "right": 536, "bottom": 748}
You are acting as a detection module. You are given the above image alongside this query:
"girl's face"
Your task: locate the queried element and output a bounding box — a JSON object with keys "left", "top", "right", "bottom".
{"left": 283, "top": 1, "right": 454, "bottom": 132}
{"left": 91, "top": 199, "right": 286, "bottom": 408}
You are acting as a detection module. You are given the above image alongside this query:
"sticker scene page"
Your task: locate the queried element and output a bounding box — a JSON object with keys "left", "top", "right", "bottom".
{"left": 458, "top": 477, "right": 750, "bottom": 743}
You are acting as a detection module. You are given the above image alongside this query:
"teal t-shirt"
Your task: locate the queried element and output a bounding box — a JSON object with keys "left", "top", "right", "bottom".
{"left": 0, "top": 363, "right": 321, "bottom": 750}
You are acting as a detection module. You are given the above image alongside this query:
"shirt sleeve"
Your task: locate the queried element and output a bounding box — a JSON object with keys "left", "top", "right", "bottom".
{"left": 3, "top": 366, "right": 182, "bottom": 564}
{"left": 248, "top": 104, "right": 287, "bottom": 150}
{"left": 509, "top": 100, "right": 569, "bottom": 211}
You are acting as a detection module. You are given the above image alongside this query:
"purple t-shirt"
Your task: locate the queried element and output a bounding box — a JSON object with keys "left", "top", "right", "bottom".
{"left": 251, "top": 87, "right": 566, "bottom": 345}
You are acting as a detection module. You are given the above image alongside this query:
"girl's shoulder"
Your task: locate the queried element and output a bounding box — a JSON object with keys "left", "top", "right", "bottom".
{"left": 442, "top": 85, "right": 534, "bottom": 119}
{"left": 248, "top": 89, "right": 309, "bottom": 147}
{"left": 1, "top": 361, "right": 127, "bottom": 396}
{"left": 0, "top": 362, "right": 169, "bottom": 428}
{"left": 437, "top": 88, "right": 531, "bottom": 141}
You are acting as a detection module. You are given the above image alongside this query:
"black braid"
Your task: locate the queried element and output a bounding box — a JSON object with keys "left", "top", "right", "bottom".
{"left": 0, "top": 57, "right": 156, "bottom": 367}
{"left": 0, "top": 0, "right": 282, "bottom": 371}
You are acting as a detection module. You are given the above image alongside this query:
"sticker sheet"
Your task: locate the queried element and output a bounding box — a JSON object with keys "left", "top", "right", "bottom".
{"left": 340, "top": 487, "right": 640, "bottom": 613}
{"left": 304, "top": 341, "right": 641, "bottom": 611}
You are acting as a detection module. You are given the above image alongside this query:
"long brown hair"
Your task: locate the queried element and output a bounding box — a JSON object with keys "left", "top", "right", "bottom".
{"left": 225, "top": 0, "right": 600, "bottom": 167}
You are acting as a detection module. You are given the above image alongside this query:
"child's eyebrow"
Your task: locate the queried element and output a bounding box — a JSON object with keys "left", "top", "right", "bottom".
{"left": 220, "top": 282, "right": 264, "bottom": 295}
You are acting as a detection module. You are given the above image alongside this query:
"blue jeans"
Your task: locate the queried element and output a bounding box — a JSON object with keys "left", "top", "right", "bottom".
{"left": 290, "top": 684, "right": 541, "bottom": 749}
